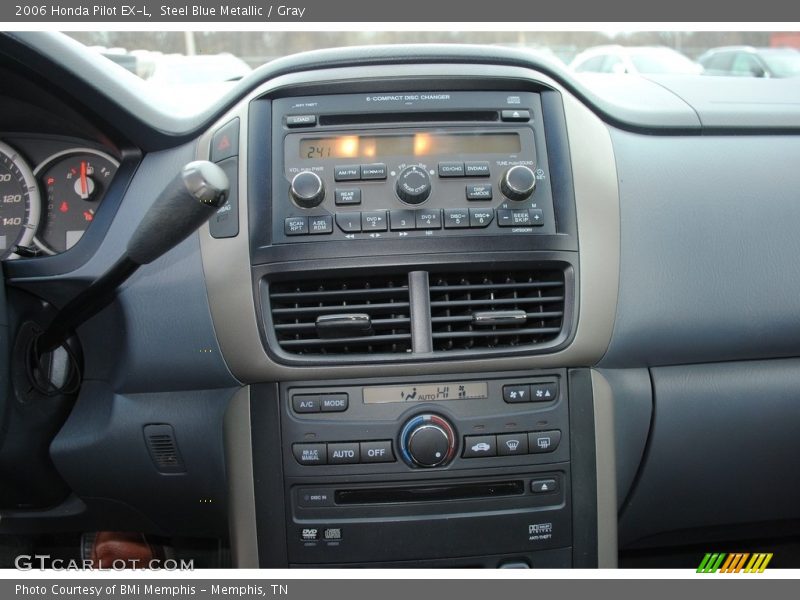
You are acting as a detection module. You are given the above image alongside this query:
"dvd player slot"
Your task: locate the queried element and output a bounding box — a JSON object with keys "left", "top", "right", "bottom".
{"left": 318, "top": 110, "right": 499, "bottom": 126}
{"left": 334, "top": 480, "right": 524, "bottom": 505}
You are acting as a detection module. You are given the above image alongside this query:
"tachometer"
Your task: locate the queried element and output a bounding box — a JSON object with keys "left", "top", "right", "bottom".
{"left": 0, "top": 141, "right": 40, "bottom": 259}
{"left": 34, "top": 148, "right": 119, "bottom": 254}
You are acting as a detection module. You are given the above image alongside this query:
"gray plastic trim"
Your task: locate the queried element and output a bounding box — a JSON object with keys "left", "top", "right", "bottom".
{"left": 223, "top": 386, "right": 259, "bottom": 568}
{"left": 197, "top": 64, "right": 620, "bottom": 382}
{"left": 591, "top": 370, "right": 618, "bottom": 568}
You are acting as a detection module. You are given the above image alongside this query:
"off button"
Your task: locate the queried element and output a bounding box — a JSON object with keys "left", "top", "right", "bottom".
{"left": 360, "top": 440, "right": 395, "bottom": 463}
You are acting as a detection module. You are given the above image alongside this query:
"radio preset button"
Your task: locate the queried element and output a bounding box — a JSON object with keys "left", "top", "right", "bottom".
{"left": 284, "top": 216, "right": 309, "bottom": 235}
{"left": 286, "top": 114, "right": 317, "bottom": 128}
{"left": 390, "top": 209, "right": 417, "bottom": 231}
{"left": 336, "top": 213, "right": 362, "bottom": 233}
{"left": 444, "top": 209, "right": 470, "bottom": 229}
{"left": 501, "top": 109, "right": 531, "bottom": 122}
{"left": 360, "top": 440, "right": 395, "bottom": 463}
{"left": 327, "top": 443, "right": 360, "bottom": 465}
{"left": 293, "top": 443, "right": 327, "bottom": 465}
{"left": 361, "top": 163, "right": 387, "bottom": 180}
{"left": 308, "top": 215, "right": 333, "bottom": 234}
{"left": 464, "top": 161, "right": 490, "bottom": 177}
{"left": 416, "top": 209, "right": 442, "bottom": 230}
{"left": 466, "top": 184, "right": 493, "bottom": 201}
{"left": 361, "top": 211, "right": 388, "bottom": 231}
{"left": 438, "top": 161, "right": 465, "bottom": 177}
{"left": 334, "top": 165, "right": 361, "bottom": 181}
{"left": 497, "top": 433, "right": 529, "bottom": 456}
{"left": 469, "top": 208, "right": 494, "bottom": 228}
{"left": 462, "top": 435, "right": 497, "bottom": 458}
{"left": 396, "top": 165, "right": 432, "bottom": 205}
{"left": 335, "top": 189, "right": 361, "bottom": 205}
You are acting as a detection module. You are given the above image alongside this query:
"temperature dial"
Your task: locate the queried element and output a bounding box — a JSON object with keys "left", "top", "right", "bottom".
{"left": 290, "top": 171, "right": 325, "bottom": 208}
{"left": 500, "top": 165, "right": 536, "bottom": 201}
{"left": 399, "top": 414, "right": 457, "bottom": 468}
{"left": 395, "top": 165, "right": 431, "bottom": 205}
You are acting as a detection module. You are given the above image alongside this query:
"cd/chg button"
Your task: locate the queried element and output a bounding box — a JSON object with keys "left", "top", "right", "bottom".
{"left": 438, "top": 161, "right": 465, "bottom": 177}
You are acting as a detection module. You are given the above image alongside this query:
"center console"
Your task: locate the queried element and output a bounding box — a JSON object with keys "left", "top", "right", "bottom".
{"left": 199, "top": 62, "right": 620, "bottom": 569}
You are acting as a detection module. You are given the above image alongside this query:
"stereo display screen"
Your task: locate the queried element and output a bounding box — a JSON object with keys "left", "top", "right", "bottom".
{"left": 299, "top": 133, "right": 521, "bottom": 160}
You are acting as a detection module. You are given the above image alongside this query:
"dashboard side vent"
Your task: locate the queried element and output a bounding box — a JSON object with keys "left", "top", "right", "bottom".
{"left": 144, "top": 424, "right": 185, "bottom": 474}
{"left": 429, "top": 270, "right": 566, "bottom": 352}
{"left": 269, "top": 275, "right": 412, "bottom": 355}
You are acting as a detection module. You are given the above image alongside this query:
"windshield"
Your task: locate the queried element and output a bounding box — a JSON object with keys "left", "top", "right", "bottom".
{"left": 67, "top": 31, "right": 800, "bottom": 112}
{"left": 629, "top": 50, "right": 702, "bottom": 74}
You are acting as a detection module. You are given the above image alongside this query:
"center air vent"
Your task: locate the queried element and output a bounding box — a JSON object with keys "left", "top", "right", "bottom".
{"left": 269, "top": 276, "right": 412, "bottom": 355}
{"left": 429, "top": 270, "right": 566, "bottom": 352}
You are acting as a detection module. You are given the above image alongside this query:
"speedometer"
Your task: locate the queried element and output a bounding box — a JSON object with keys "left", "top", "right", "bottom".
{"left": 0, "top": 141, "right": 40, "bottom": 259}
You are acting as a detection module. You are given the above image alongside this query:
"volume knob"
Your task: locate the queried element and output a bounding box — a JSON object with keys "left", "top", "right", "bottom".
{"left": 396, "top": 165, "right": 432, "bottom": 205}
{"left": 500, "top": 165, "right": 536, "bottom": 201}
{"left": 290, "top": 171, "right": 325, "bottom": 208}
{"left": 400, "top": 414, "right": 457, "bottom": 468}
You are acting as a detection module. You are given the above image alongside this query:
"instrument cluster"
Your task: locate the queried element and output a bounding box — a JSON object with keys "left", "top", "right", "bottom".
{"left": 0, "top": 137, "right": 119, "bottom": 259}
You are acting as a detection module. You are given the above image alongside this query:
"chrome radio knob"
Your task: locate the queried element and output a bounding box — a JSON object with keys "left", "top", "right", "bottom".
{"left": 395, "top": 165, "right": 432, "bottom": 205}
{"left": 399, "top": 414, "right": 457, "bottom": 468}
{"left": 290, "top": 171, "right": 325, "bottom": 208}
{"left": 500, "top": 165, "right": 536, "bottom": 201}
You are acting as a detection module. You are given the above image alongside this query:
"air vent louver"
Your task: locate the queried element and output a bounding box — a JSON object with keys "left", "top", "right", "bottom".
{"left": 144, "top": 424, "right": 185, "bottom": 474}
{"left": 269, "top": 275, "right": 412, "bottom": 355}
{"left": 429, "top": 270, "right": 566, "bottom": 351}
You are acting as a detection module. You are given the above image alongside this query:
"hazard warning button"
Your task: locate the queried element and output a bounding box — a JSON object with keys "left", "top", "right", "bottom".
{"left": 211, "top": 118, "right": 240, "bottom": 162}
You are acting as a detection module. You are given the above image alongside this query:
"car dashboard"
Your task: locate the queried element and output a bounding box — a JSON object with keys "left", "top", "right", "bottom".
{"left": 1, "top": 32, "right": 799, "bottom": 569}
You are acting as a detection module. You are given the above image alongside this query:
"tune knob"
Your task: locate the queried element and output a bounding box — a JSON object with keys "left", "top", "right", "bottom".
{"left": 500, "top": 165, "right": 536, "bottom": 201}
{"left": 399, "top": 414, "right": 457, "bottom": 468}
{"left": 290, "top": 171, "right": 325, "bottom": 208}
{"left": 395, "top": 165, "right": 432, "bottom": 205}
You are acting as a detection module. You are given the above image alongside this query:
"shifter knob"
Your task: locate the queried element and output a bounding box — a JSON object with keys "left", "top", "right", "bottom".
{"left": 126, "top": 160, "right": 229, "bottom": 265}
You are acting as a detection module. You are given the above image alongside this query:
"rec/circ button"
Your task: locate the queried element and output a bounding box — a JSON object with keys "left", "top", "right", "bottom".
{"left": 360, "top": 440, "right": 395, "bottom": 463}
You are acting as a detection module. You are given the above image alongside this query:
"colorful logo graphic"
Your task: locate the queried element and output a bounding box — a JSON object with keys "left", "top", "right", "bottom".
{"left": 697, "top": 552, "right": 773, "bottom": 573}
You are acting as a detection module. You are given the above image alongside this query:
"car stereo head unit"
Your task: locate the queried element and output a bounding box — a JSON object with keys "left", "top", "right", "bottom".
{"left": 271, "top": 91, "right": 557, "bottom": 244}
